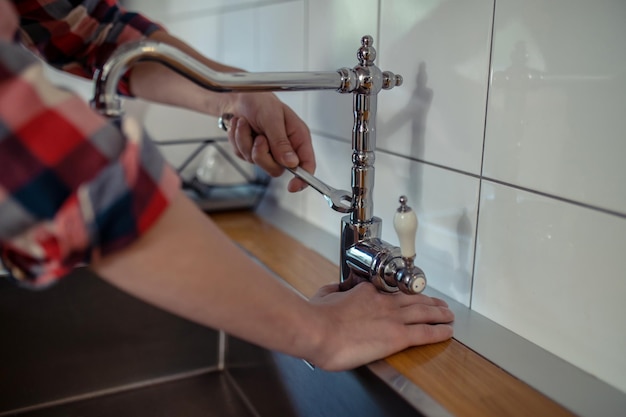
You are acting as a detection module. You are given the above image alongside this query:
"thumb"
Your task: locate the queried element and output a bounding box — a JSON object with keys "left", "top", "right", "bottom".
{"left": 313, "top": 283, "right": 340, "bottom": 298}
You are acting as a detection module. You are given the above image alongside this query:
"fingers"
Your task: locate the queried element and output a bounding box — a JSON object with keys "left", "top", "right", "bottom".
{"left": 223, "top": 95, "right": 315, "bottom": 194}
{"left": 264, "top": 129, "right": 299, "bottom": 168}
{"left": 407, "top": 323, "right": 454, "bottom": 345}
{"left": 250, "top": 134, "right": 285, "bottom": 177}
{"left": 399, "top": 302, "right": 455, "bottom": 325}
{"left": 390, "top": 292, "right": 449, "bottom": 308}
{"left": 390, "top": 290, "right": 454, "bottom": 325}
{"left": 353, "top": 282, "right": 455, "bottom": 325}
{"left": 337, "top": 282, "right": 454, "bottom": 325}
{"left": 259, "top": 105, "right": 301, "bottom": 169}
{"left": 229, "top": 117, "right": 287, "bottom": 177}
{"left": 282, "top": 106, "right": 316, "bottom": 192}
{"left": 228, "top": 111, "right": 312, "bottom": 183}
{"left": 373, "top": 287, "right": 454, "bottom": 325}
{"left": 313, "top": 283, "right": 340, "bottom": 298}
{"left": 229, "top": 117, "right": 252, "bottom": 162}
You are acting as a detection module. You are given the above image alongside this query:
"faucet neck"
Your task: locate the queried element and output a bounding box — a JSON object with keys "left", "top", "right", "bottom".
{"left": 347, "top": 35, "right": 401, "bottom": 226}
{"left": 351, "top": 92, "right": 377, "bottom": 225}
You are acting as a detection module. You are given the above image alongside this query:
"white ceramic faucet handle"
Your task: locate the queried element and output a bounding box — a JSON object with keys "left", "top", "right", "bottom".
{"left": 393, "top": 196, "right": 417, "bottom": 259}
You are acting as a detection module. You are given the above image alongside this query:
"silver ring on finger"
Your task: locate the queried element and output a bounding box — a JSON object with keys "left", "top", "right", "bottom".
{"left": 218, "top": 113, "right": 235, "bottom": 132}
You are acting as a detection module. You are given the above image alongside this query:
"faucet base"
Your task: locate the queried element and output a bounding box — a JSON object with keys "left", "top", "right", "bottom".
{"left": 340, "top": 216, "right": 427, "bottom": 295}
{"left": 340, "top": 216, "right": 400, "bottom": 293}
{"left": 340, "top": 215, "right": 380, "bottom": 283}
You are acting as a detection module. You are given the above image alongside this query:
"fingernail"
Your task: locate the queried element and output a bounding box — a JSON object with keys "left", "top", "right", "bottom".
{"left": 284, "top": 151, "right": 299, "bottom": 167}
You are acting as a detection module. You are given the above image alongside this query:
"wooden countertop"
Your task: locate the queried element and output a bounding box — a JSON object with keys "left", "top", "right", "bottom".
{"left": 212, "top": 210, "right": 577, "bottom": 417}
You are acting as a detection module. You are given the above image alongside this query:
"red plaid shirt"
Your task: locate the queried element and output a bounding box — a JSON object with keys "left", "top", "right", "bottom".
{"left": 0, "top": 0, "right": 180, "bottom": 287}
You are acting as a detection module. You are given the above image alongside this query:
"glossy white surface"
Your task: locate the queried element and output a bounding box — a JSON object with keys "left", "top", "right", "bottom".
{"left": 257, "top": 1, "right": 306, "bottom": 117}
{"left": 305, "top": 0, "right": 378, "bottom": 139}
{"left": 162, "top": 13, "right": 220, "bottom": 60}
{"left": 377, "top": 0, "right": 493, "bottom": 175}
{"left": 484, "top": 0, "right": 626, "bottom": 214}
{"left": 123, "top": 0, "right": 262, "bottom": 22}
{"left": 130, "top": 12, "right": 223, "bottom": 141}
{"left": 473, "top": 182, "right": 626, "bottom": 393}
{"left": 272, "top": 138, "right": 478, "bottom": 306}
{"left": 220, "top": 7, "right": 256, "bottom": 70}
{"left": 299, "top": 135, "right": 354, "bottom": 236}
{"left": 375, "top": 152, "right": 478, "bottom": 305}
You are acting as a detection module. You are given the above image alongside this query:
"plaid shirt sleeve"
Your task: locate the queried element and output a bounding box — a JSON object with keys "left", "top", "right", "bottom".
{"left": 14, "top": 0, "right": 164, "bottom": 95}
{"left": 0, "top": 1, "right": 180, "bottom": 288}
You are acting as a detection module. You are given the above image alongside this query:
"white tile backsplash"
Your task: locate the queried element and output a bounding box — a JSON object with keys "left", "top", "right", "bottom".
{"left": 123, "top": 0, "right": 265, "bottom": 23}
{"left": 305, "top": 0, "right": 379, "bottom": 138}
{"left": 221, "top": 8, "right": 257, "bottom": 70}
{"left": 374, "top": 152, "right": 479, "bottom": 305}
{"left": 257, "top": 1, "right": 306, "bottom": 118}
{"left": 162, "top": 13, "right": 221, "bottom": 59}
{"left": 301, "top": 135, "right": 354, "bottom": 236}
{"left": 103, "top": 0, "right": 626, "bottom": 396}
{"left": 484, "top": 0, "right": 626, "bottom": 215}
{"left": 473, "top": 181, "right": 626, "bottom": 393}
{"left": 377, "top": 0, "right": 494, "bottom": 175}
{"left": 264, "top": 133, "right": 351, "bottom": 230}
{"left": 123, "top": 10, "right": 224, "bottom": 141}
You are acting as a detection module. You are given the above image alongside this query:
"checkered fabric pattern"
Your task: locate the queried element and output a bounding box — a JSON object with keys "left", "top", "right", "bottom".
{"left": 0, "top": 0, "right": 180, "bottom": 288}
{"left": 15, "top": 0, "right": 163, "bottom": 94}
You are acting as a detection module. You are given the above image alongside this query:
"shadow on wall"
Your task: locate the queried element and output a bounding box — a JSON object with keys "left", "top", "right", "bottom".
{"left": 490, "top": 41, "right": 546, "bottom": 181}
{"left": 378, "top": 58, "right": 475, "bottom": 303}
{"left": 378, "top": 62, "right": 432, "bottom": 206}
{"left": 372, "top": 0, "right": 493, "bottom": 303}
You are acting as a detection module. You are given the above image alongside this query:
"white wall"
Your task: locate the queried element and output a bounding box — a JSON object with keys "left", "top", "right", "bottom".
{"left": 111, "top": 0, "right": 626, "bottom": 394}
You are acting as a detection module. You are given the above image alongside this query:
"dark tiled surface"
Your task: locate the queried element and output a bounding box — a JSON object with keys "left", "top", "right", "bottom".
{"left": 0, "top": 268, "right": 219, "bottom": 413}
{"left": 13, "top": 372, "right": 254, "bottom": 417}
{"left": 1, "top": 268, "right": 423, "bottom": 417}
{"left": 226, "top": 337, "right": 424, "bottom": 417}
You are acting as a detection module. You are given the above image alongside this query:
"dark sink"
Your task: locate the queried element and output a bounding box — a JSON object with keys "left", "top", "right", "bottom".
{"left": 0, "top": 268, "right": 423, "bottom": 417}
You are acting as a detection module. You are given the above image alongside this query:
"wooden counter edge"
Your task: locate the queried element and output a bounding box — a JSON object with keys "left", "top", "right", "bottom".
{"left": 211, "top": 210, "right": 577, "bottom": 417}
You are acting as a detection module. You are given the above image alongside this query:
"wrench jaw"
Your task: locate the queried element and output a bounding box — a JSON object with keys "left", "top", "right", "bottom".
{"left": 325, "top": 191, "right": 353, "bottom": 213}
{"left": 286, "top": 167, "right": 353, "bottom": 214}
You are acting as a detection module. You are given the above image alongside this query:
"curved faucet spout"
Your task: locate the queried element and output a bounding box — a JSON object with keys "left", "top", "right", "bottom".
{"left": 92, "top": 40, "right": 355, "bottom": 117}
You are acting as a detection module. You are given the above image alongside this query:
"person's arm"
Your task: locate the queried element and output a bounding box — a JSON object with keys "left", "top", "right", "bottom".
{"left": 91, "top": 189, "right": 454, "bottom": 371}
{"left": 129, "top": 29, "right": 314, "bottom": 192}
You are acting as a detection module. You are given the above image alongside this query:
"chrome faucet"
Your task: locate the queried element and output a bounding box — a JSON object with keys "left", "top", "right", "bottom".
{"left": 92, "top": 35, "right": 426, "bottom": 295}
